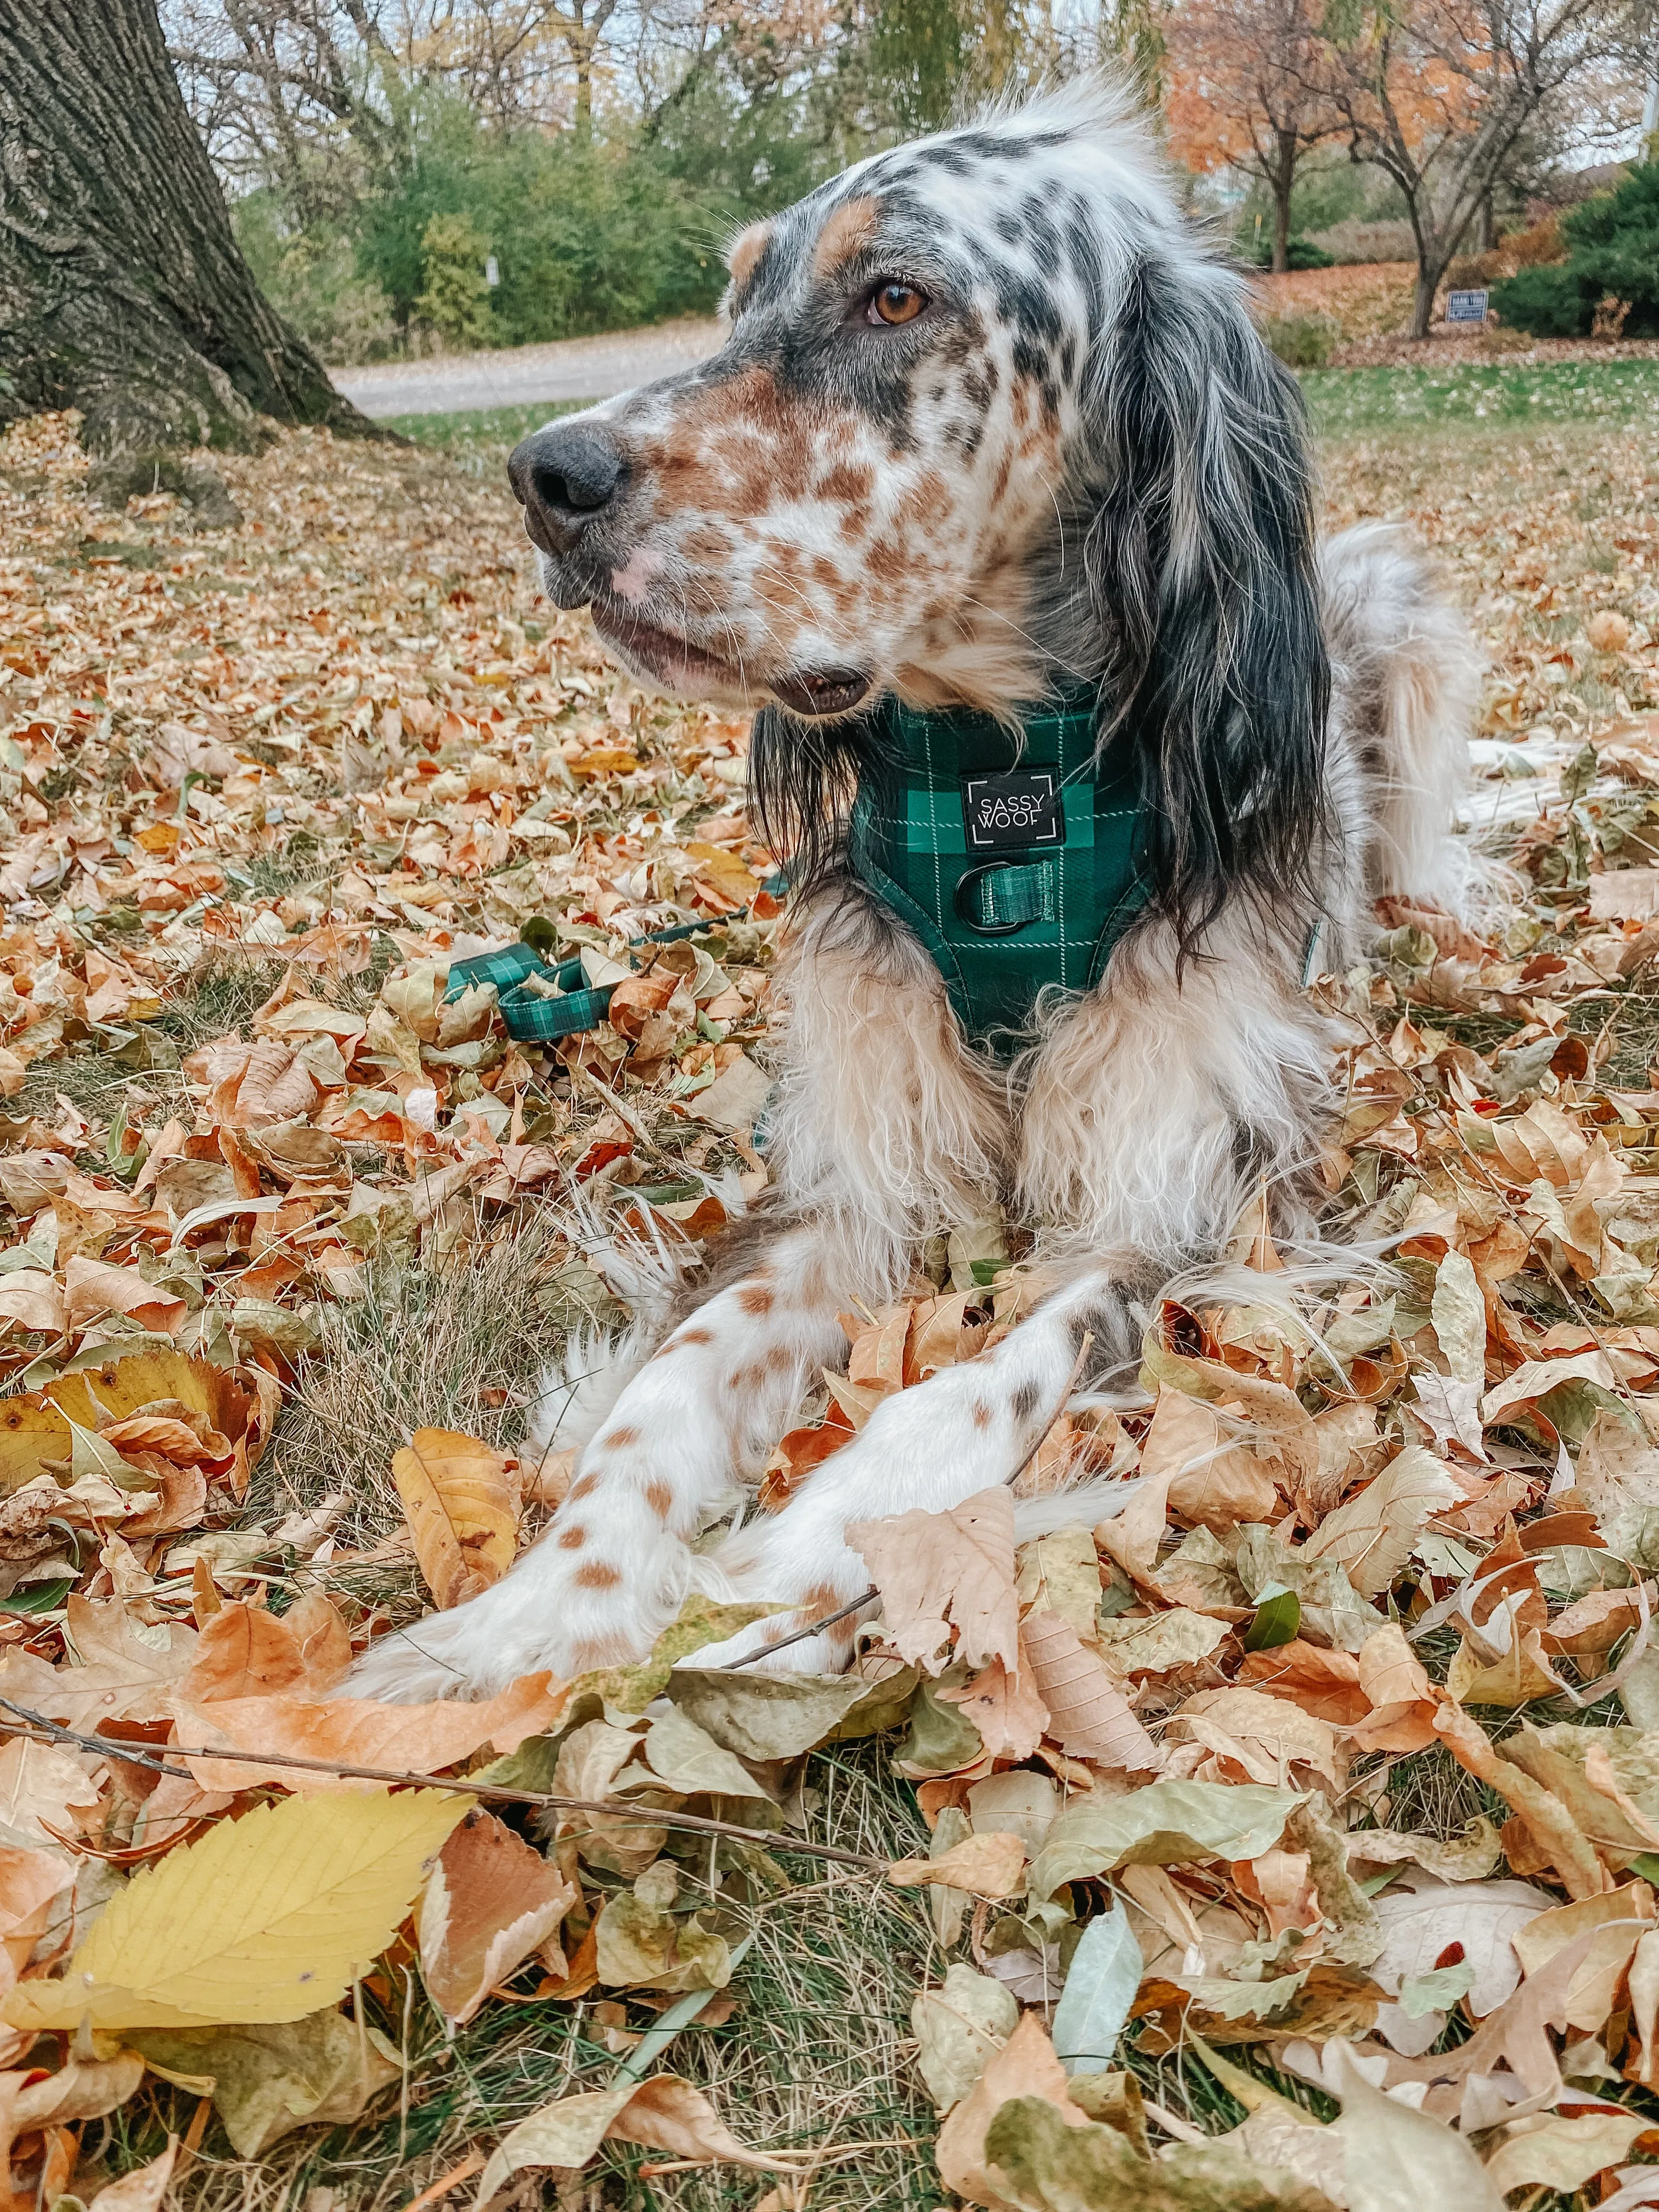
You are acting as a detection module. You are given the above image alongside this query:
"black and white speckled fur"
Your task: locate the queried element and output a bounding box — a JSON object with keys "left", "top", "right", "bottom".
{"left": 353, "top": 78, "right": 1477, "bottom": 1700}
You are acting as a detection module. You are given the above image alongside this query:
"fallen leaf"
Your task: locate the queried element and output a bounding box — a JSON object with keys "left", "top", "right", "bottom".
{"left": 416, "top": 1807, "right": 577, "bottom": 2025}
{"left": 3, "top": 1786, "right": 466, "bottom": 2030}
{"left": 1300, "top": 1448, "right": 1460, "bottom": 1597}
{"left": 913, "top": 1963, "right": 1019, "bottom": 2116}
{"left": 1018, "top": 1609, "right": 1162, "bottom": 1769}
{"left": 1050, "top": 1902, "right": 1143, "bottom": 2075}
{"left": 935, "top": 2011, "right": 1092, "bottom": 2209}
{"left": 890, "top": 1830, "right": 1028, "bottom": 1899}
{"left": 471, "top": 2073, "right": 802, "bottom": 2197}
{"left": 1029, "top": 1782, "right": 1304, "bottom": 1901}
{"left": 131, "top": 2013, "right": 402, "bottom": 2156}
{"left": 850, "top": 1488, "right": 1018, "bottom": 1674}
{"left": 1482, "top": 2109, "right": 1647, "bottom": 2196}
{"left": 391, "top": 1427, "right": 518, "bottom": 1609}
{"left": 1330, "top": 2044, "right": 1505, "bottom": 2211}
{"left": 174, "top": 1671, "right": 561, "bottom": 1791}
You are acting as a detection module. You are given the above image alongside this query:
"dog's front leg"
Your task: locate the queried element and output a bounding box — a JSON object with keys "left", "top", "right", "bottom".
{"left": 695, "top": 1264, "right": 1139, "bottom": 1672}
{"left": 351, "top": 1223, "right": 862, "bottom": 1700}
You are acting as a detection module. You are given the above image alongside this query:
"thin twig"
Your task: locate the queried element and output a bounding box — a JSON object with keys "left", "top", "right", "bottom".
{"left": 0, "top": 1698, "right": 886, "bottom": 1871}
{"left": 724, "top": 1588, "right": 879, "bottom": 1668}
{"left": 1005, "top": 1329, "right": 1094, "bottom": 1488}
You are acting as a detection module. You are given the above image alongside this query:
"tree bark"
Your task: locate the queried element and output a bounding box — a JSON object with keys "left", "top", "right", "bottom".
{"left": 0, "top": 0, "right": 378, "bottom": 455}
{"left": 1271, "top": 135, "right": 1296, "bottom": 273}
{"left": 1411, "top": 262, "right": 1440, "bottom": 339}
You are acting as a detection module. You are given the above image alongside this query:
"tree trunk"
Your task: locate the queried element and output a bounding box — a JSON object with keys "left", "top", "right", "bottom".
{"left": 0, "top": 0, "right": 379, "bottom": 455}
{"left": 1272, "top": 151, "right": 1295, "bottom": 275}
{"left": 571, "top": 5, "right": 594, "bottom": 145}
{"left": 1411, "top": 263, "right": 1439, "bottom": 339}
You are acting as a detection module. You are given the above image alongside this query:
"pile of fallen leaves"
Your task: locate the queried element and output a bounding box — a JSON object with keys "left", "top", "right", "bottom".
{"left": 3, "top": 398, "right": 1659, "bottom": 2211}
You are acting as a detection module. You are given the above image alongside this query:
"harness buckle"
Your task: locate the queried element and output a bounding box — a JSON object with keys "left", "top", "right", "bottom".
{"left": 952, "top": 859, "right": 1056, "bottom": 936}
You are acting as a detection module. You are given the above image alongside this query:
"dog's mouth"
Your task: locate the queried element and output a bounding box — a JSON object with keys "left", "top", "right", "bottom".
{"left": 768, "top": 668, "right": 872, "bottom": 719}
{"left": 589, "top": 600, "right": 870, "bottom": 720}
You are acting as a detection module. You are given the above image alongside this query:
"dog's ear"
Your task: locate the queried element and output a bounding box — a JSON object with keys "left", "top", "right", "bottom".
{"left": 1085, "top": 254, "right": 1331, "bottom": 961}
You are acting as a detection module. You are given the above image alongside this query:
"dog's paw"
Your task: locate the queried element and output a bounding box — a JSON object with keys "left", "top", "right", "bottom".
{"left": 346, "top": 1533, "right": 682, "bottom": 1703}
{"left": 347, "top": 1588, "right": 558, "bottom": 1703}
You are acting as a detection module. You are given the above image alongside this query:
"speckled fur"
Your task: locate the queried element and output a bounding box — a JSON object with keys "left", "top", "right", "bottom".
{"left": 352, "top": 78, "right": 1475, "bottom": 1700}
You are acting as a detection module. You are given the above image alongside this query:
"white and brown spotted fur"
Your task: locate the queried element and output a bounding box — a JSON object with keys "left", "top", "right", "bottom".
{"left": 354, "top": 78, "right": 1475, "bottom": 1700}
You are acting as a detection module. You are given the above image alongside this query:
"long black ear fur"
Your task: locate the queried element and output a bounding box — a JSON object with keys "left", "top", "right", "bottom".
{"left": 1086, "top": 254, "right": 1333, "bottom": 963}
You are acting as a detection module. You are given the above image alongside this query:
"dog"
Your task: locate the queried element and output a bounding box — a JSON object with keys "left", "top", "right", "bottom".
{"left": 353, "top": 75, "right": 1474, "bottom": 1701}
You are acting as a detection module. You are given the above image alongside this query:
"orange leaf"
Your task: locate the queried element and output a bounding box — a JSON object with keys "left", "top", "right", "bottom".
{"left": 1019, "top": 1609, "right": 1163, "bottom": 1771}
{"left": 392, "top": 1427, "right": 520, "bottom": 1609}
{"left": 416, "top": 1808, "right": 577, "bottom": 2025}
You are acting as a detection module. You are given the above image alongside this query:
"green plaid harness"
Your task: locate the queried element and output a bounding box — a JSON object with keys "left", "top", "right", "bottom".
{"left": 445, "top": 691, "right": 1156, "bottom": 1056}
{"left": 849, "top": 690, "right": 1155, "bottom": 1052}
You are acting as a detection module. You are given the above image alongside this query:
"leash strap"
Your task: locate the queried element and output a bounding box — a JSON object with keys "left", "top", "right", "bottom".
{"left": 955, "top": 858, "right": 1059, "bottom": 933}
{"left": 444, "top": 893, "right": 783, "bottom": 1044}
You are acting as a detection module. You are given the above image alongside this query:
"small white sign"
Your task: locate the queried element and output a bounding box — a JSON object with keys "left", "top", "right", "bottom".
{"left": 484, "top": 255, "right": 500, "bottom": 288}
{"left": 1447, "top": 287, "right": 1488, "bottom": 324}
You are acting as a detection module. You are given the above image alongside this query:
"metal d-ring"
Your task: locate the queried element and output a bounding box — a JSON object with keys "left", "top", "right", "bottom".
{"left": 952, "top": 860, "right": 1040, "bottom": 937}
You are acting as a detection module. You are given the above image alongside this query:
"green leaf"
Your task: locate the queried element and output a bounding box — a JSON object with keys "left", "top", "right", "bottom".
{"left": 1029, "top": 1784, "right": 1306, "bottom": 1903}
{"left": 893, "top": 1673, "right": 985, "bottom": 1778}
{"left": 1243, "top": 1588, "right": 1302, "bottom": 1651}
{"left": 1050, "top": 1903, "right": 1142, "bottom": 2075}
{"left": 0, "top": 1576, "right": 74, "bottom": 1616}
{"left": 984, "top": 2096, "right": 1339, "bottom": 2211}
{"left": 1398, "top": 1961, "right": 1476, "bottom": 2018}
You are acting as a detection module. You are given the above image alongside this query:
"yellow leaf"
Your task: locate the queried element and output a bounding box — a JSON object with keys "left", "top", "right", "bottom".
{"left": 682, "top": 840, "right": 759, "bottom": 906}
{"left": 391, "top": 1427, "right": 518, "bottom": 1609}
{"left": 2, "top": 1787, "right": 466, "bottom": 2032}
{"left": 889, "top": 1830, "right": 1028, "bottom": 1898}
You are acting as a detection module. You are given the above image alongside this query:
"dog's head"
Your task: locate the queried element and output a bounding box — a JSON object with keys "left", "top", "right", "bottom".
{"left": 510, "top": 76, "right": 1330, "bottom": 950}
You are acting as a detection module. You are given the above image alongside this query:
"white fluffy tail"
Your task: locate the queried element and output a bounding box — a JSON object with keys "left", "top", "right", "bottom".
{"left": 1323, "top": 521, "right": 1480, "bottom": 916}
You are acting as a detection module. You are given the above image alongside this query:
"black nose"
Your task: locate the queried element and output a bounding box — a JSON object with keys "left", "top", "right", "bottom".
{"left": 507, "top": 421, "right": 625, "bottom": 551}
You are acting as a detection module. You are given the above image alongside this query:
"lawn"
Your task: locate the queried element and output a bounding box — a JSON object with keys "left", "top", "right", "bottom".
{"left": 383, "top": 398, "right": 592, "bottom": 462}
{"left": 0, "top": 362, "right": 1657, "bottom": 2212}
{"left": 1301, "top": 357, "right": 1659, "bottom": 434}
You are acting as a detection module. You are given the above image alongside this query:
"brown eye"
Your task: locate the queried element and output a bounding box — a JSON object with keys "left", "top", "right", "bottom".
{"left": 870, "top": 281, "right": 926, "bottom": 326}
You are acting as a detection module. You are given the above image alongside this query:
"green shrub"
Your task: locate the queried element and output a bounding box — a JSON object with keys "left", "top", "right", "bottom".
{"left": 233, "top": 200, "right": 397, "bottom": 366}
{"left": 1491, "top": 263, "right": 1595, "bottom": 337}
{"left": 1260, "top": 311, "right": 1336, "bottom": 368}
{"left": 1493, "top": 165, "right": 1658, "bottom": 338}
{"left": 413, "top": 212, "right": 495, "bottom": 348}
{"left": 1252, "top": 236, "right": 1336, "bottom": 271}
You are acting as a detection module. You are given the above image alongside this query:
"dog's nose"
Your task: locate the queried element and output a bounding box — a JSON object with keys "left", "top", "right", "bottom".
{"left": 508, "top": 421, "right": 625, "bottom": 551}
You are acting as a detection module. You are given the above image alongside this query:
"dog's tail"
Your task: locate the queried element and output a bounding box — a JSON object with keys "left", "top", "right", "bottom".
{"left": 1322, "top": 521, "right": 1482, "bottom": 917}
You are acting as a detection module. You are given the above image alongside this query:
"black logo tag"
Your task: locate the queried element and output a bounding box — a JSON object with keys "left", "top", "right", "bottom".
{"left": 962, "top": 772, "right": 1061, "bottom": 851}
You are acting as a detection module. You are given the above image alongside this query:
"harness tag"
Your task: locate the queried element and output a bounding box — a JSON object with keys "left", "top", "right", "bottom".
{"left": 962, "top": 771, "right": 1062, "bottom": 851}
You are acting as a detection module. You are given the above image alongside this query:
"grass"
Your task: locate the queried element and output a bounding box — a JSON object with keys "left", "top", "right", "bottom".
{"left": 383, "top": 399, "right": 594, "bottom": 462}
{"left": 1301, "top": 358, "right": 1659, "bottom": 435}
{"left": 377, "top": 364, "right": 1659, "bottom": 454}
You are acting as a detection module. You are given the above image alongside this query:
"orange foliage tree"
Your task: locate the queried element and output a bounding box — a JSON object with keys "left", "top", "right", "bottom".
{"left": 1165, "top": 0, "right": 1345, "bottom": 271}
{"left": 1318, "top": 0, "right": 1627, "bottom": 336}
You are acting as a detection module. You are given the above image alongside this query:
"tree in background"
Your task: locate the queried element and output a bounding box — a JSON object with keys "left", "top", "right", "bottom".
{"left": 1165, "top": 0, "right": 1344, "bottom": 271}
{"left": 1317, "top": 0, "right": 1633, "bottom": 336}
{"left": 0, "top": 0, "right": 371, "bottom": 460}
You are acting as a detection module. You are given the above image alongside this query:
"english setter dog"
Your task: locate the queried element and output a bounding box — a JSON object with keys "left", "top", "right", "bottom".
{"left": 357, "top": 77, "right": 1472, "bottom": 1700}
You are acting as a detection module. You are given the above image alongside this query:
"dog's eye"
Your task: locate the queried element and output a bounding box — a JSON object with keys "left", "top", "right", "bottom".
{"left": 868, "top": 281, "right": 927, "bottom": 327}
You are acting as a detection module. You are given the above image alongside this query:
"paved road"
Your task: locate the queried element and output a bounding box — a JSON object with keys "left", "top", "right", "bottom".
{"left": 331, "top": 317, "right": 726, "bottom": 419}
